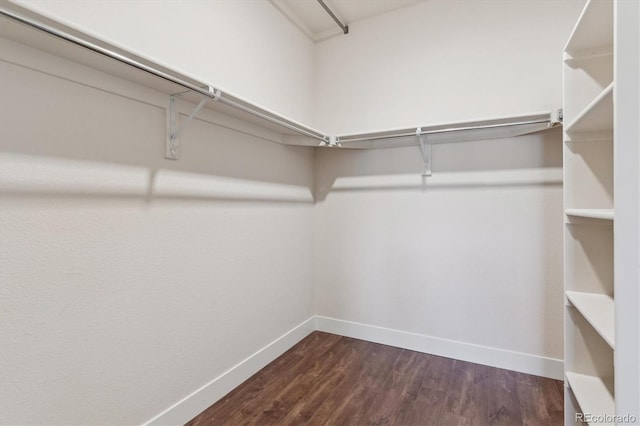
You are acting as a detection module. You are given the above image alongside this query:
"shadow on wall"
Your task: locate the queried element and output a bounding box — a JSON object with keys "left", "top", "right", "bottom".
{"left": 0, "top": 57, "right": 315, "bottom": 205}
{"left": 314, "top": 127, "right": 563, "bottom": 202}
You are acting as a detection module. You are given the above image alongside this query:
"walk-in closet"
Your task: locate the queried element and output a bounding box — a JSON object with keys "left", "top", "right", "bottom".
{"left": 0, "top": 0, "right": 638, "bottom": 425}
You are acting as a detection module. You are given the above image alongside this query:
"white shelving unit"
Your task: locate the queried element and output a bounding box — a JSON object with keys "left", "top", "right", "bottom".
{"left": 563, "top": 1, "right": 617, "bottom": 424}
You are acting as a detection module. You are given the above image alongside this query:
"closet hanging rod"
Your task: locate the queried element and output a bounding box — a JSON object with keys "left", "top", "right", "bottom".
{"left": 338, "top": 115, "right": 560, "bottom": 144}
{"left": 317, "top": 0, "right": 349, "bottom": 35}
{"left": 0, "top": 7, "right": 326, "bottom": 142}
{"left": 0, "top": 9, "right": 212, "bottom": 99}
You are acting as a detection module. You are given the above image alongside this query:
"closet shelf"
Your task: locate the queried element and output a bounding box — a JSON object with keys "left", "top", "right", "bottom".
{"left": 564, "top": 45, "right": 613, "bottom": 67}
{"left": 566, "top": 372, "right": 615, "bottom": 424}
{"left": 564, "top": 0, "right": 614, "bottom": 56}
{"left": 0, "top": 5, "right": 327, "bottom": 146}
{"left": 565, "top": 83, "right": 614, "bottom": 136}
{"left": 0, "top": 3, "right": 563, "bottom": 158}
{"left": 334, "top": 111, "right": 562, "bottom": 149}
{"left": 566, "top": 291, "right": 615, "bottom": 349}
{"left": 565, "top": 209, "right": 614, "bottom": 221}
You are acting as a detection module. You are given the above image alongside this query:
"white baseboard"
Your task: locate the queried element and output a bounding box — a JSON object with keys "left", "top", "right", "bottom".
{"left": 144, "top": 316, "right": 316, "bottom": 426}
{"left": 315, "top": 316, "right": 564, "bottom": 380}
{"left": 146, "top": 314, "right": 563, "bottom": 425}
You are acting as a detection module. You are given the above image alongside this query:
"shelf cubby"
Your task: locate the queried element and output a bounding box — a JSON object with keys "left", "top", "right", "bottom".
{"left": 564, "top": 0, "right": 613, "bottom": 57}
{"left": 564, "top": 223, "right": 613, "bottom": 295}
{"left": 565, "top": 83, "right": 614, "bottom": 136}
{"left": 565, "top": 307, "right": 614, "bottom": 380}
{"left": 563, "top": 140, "right": 613, "bottom": 210}
{"left": 563, "top": 52, "right": 613, "bottom": 123}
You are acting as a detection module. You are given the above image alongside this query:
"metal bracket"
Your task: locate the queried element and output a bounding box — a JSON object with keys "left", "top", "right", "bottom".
{"left": 417, "top": 128, "right": 432, "bottom": 177}
{"left": 549, "top": 109, "right": 563, "bottom": 128}
{"left": 165, "top": 86, "right": 219, "bottom": 160}
{"left": 319, "top": 135, "right": 341, "bottom": 148}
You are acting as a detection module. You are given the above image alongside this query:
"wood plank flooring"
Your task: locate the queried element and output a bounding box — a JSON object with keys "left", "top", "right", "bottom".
{"left": 186, "top": 332, "right": 564, "bottom": 426}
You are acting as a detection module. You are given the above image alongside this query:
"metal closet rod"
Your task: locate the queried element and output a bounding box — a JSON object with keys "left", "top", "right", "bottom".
{"left": 338, "top": 117, "right": 556, "bottom": 143}
{"left": 317, "top": 0, "right": 349, "bottom": 34}
{"left": 0, "top": 7, "right": 326, "bottom": 142}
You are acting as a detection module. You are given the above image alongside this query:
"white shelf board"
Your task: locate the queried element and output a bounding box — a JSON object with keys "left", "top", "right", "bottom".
{"left": 565, "top": 83, "right": 614, "bottom": 135}
{"left": 0, "top": 5, "right": 326, "bottom": 145}
{"left": 566, "top": 372, "right": 615, "bottom": 424}
{"left": 564, "top": 0, "right": 613, "bottom": 56}
{"left": 564, "top": 45, "right": 613, "bottom": 67}
{"left": 566, "top": 291, "right": 615, "bottom": 349}
{"left": 563, "top": 130, "right": 612, "bottom": 144}
{"left": 565, "top": 209, "right": 614, "bottom": 221}
{"left": 335, "top": 112, "right": 558, "bottom": 149}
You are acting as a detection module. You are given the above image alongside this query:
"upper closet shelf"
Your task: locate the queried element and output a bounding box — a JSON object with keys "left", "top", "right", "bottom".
{"left": 0, "top": 4, "right": 327, "bottom": 149}
{"left": 564, "top": 0, "right": 614, "bottom": 56}
{"left": 334, "top": 111, "right": 562, "bottom": 150}
{"left": 0, "top": 3, "right": 563, "bottom": 162}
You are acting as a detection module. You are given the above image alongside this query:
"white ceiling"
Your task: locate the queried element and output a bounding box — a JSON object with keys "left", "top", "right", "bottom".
{"left": 270, "top": 0, "right": 426, "bottom": 42}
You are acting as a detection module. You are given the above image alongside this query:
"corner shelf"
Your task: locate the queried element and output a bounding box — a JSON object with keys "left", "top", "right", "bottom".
{"left": 565, "top": 83, "right": 614, "bottom": 135}
{"left": 565, "top": 209, "right": 614, "bottom": 221}
{"left": 566, "top": 372, "right": 615, "bottom": 425}
{"left": 566, "top": 291, "right": 615, "bottom": 348}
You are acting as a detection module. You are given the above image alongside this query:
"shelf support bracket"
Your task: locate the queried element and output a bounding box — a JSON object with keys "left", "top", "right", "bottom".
{"left": 549, "top": 108, "right": 563, "bottom": 128}
{"left": 417, "top": 128, "right": 432, "bottom": 177}
{"left": 166, "top": 86, "right": 219, "bottom": 160}
{"left": 319, "top": 135, "right": 341, "bottom": 147}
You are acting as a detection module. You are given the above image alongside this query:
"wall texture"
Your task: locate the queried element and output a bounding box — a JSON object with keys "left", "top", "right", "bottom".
{"left": 312, "top": 0, "right": 585, "bottom": 367}
{"left": 11, "top": 0, "right": 316, "bottom": 125}
{"left": 0, "top": 30, "right": 314, "bottom": 426}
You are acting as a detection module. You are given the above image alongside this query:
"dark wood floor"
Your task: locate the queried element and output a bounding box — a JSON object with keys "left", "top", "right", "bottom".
{"left": 187, "top": 332, "right": 564, "bottom": 426}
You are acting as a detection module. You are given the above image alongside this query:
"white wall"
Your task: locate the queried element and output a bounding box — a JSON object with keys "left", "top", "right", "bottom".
{"left": 0, "top": 26, "right": 314, "bottom": 426}
{"left": 314, "top": 134, "right": 565, "bottom": 359}
{"left": 313, "top": 0, "right": 585, "bottom": 366}
{"left": 314, "top": 0, "right": 586, "bottom": 134}
{"left": 10, "top": 0, "right": 316, "bottom": 125}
